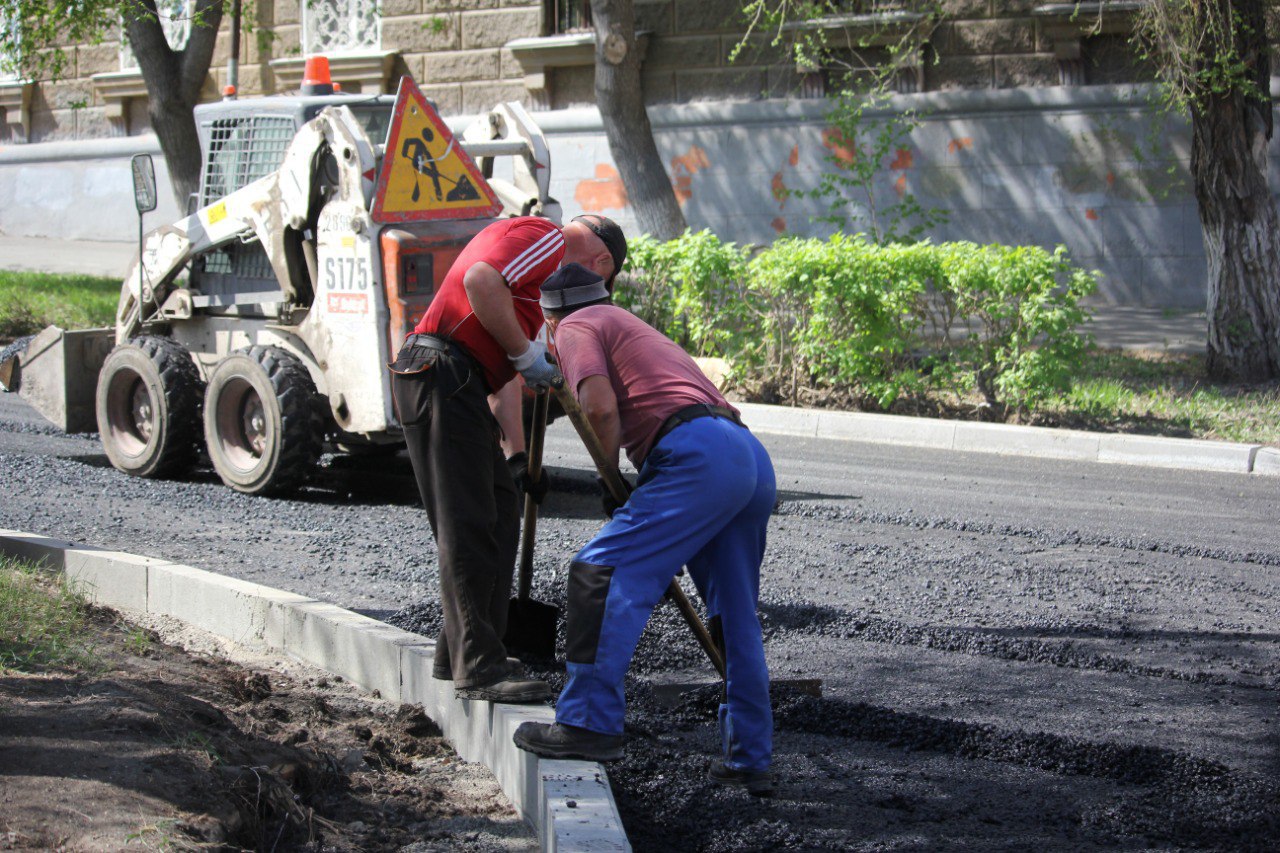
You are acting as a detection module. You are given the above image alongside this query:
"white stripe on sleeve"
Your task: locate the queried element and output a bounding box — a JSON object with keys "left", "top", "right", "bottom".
{"left": 502, "top": 228, "right": 564, "bottom": 285}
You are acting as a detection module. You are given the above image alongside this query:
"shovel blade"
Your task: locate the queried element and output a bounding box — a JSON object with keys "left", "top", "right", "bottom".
{"left": 504, "top": 597, "right": 559, "bottom": 659}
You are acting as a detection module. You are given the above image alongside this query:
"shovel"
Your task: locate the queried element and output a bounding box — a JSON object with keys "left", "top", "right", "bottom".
{"left": 503, "top": 388, "right": 560, "bottom": 659}
{"left": 549, "top": 381, "right": 728, "bottom": 679}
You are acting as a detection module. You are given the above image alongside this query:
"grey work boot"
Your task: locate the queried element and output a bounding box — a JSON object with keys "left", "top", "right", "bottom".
{"left": 513, "top": 721, "right": 625, "bottom": 761}
{"left": 456, "top": 674, "right": 550, "bottom": 703}
{"left": 433, "top": 657, "right": 525, "bottom": 681}
{"left": 708, "top": 757, "right": 774, "bottom": 797}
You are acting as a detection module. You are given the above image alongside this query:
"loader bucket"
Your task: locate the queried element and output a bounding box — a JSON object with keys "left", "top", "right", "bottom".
{"left": 0, "top": 326, "right": 114, "bottom": 433}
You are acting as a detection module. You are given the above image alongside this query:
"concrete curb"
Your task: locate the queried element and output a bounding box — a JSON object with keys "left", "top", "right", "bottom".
{"left": 736, "top": 403, "right": 1276, "bottom": 476}
{"left": 0, "top": 529, "right": 631, "bottom": 853}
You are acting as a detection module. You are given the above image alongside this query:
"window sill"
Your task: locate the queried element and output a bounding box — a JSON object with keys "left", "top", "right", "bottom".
{"left": 1033, "top": 2, "right": 1147, "bottom": 85}
{"left": 506, "top": 32, "right": 650, "bottom": 108}
{"left": 90, "top": 70, "right": 150, "bottom": 121}
{"left": 270, "top": 50, "right": 399, "bottom": 95}
{"left": 779, "top": 11, "right": 930, "bottom": 95}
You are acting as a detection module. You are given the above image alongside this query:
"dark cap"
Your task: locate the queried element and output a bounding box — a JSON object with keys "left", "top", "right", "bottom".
{"left": 571, "top": 215, "right": 627, "bottom": 288}
{"left": 540, "top": 263, "right": 611, "bottom": 312}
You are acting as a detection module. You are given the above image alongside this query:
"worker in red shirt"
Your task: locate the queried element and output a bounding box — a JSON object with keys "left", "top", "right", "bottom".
{"left": 389, "top": 215, "right": 627, "bottom": 703}
{"left": 512, "top": 264, "right": 777, "bottom": 796}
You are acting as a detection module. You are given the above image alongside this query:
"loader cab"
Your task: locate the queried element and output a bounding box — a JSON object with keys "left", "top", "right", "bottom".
{"left": 188, "top": 93, "right": 401, "bottom": 314}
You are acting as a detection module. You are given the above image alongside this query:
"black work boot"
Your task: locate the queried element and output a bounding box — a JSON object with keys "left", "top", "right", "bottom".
{"left": 708, "top": 758, "right": 774, "bottom": 797}
{"left": 456, "top": 674, "right": 550, "bottom": 703}
{"left": 513, "top": 721, "right": 625, "bottom": 761}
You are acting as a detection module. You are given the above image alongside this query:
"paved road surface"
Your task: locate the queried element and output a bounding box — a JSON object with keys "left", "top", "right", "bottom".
{"left": 1, "top": 391, "right": 1276, "bottom": 849}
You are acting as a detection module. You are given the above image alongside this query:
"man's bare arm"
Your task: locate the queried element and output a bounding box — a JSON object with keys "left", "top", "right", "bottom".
{"left": 464, "top": 261, "right": 534, "bottom": 358}
{"left": 577, "top": 374, "right": 621, "bottom": 467}
{"left": 490, "top": 377, "right": 525, "bottom": 456}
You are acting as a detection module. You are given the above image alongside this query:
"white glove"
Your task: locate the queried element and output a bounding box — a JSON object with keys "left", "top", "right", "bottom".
{"left": 509, "top": 339, "right": 562, "bottom": 389}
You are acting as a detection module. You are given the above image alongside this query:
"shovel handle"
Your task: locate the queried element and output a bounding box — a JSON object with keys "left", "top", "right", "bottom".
{"left": 551, "top": 381, "right": 728, "bottom": 679}
{"left": 517, "top": 389, "right": 550, "bottom": 602}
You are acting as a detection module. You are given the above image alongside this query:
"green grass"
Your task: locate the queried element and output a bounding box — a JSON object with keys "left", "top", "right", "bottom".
{"left": 0, "top": 270, "right": 119, "bottom": 340}
{"left": 0, "top": 557, "right": 98, "bottom": 673}
{"left": 1045, "top": 350, "right": 1280, "bottom": 445}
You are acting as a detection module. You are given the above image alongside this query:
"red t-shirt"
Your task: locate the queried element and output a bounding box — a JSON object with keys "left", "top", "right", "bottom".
{"left": 415, "top": 216, "right": 565, "bottom": 391}
{"left": 553, "top": 304, "right": 736, "bottom": 468}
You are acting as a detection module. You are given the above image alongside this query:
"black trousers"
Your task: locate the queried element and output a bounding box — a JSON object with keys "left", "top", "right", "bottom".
{"left": 391, "top": 340, "right": 520, "bottom": 689}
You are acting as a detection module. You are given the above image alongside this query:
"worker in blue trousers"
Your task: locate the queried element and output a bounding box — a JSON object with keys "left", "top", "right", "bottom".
{"left": 512, "top": 263, "right": 777, "bottom": 796}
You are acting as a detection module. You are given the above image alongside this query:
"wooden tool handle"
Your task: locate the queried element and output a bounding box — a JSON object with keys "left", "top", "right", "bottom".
{"left": 517, "top": 389, "right": 550, "bottom": 602}
{"left": 551, "top": 382, "right": 728, "bottom": 679}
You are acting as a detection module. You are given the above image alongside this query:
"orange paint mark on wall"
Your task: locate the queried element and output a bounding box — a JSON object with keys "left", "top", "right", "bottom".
{"left": 574, "top": 163, "right": 628, "bottom": 211}
{"left": 673, "top": 175, "right": 694, "bottom": 204}
{"left": 889, "top": 148, "right": 914, "bottom": 170}
{"left": 788, "top": 144, "right": 799, "bottom": 167}
{"left": 947, "top": 137, "right": 973, "bottom": 154}
{"left": 822, "top": 128, "right": 856, "bottom": 165}
{"left": 894, "top": 173, "right": 908, "bottom": 197}
{"left": 771, "top": 171, "right": 789, "bottom": 207}
{"left": 771, "top": 216, "right": 787, "bottom": 233}
{"left": 669, "top": 145, "right": 710, "bottom": 207}
{"left": 1085, "top": 208, "right": 1099, "bottom": 221}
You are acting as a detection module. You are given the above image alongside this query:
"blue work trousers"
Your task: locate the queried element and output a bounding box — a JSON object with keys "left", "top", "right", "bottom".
{"left": 555, "top": 416, "right": 776, "bottom": 772}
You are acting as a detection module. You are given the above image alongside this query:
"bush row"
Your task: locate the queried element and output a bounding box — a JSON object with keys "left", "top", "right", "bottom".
{"left": 616, "top": 231, "right": 1098, "bottom": 418}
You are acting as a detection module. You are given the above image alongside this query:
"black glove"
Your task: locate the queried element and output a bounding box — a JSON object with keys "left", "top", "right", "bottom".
{"left": 507, "top": 451, "right": 550, "bottom": 504}
{"left": 597, "top": 474, "right": 634, "bottom": 518}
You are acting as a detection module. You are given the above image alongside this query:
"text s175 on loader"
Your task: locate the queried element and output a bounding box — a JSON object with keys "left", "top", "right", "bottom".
{"left": 1, "top": 70, "right": 559, "bottom": 496}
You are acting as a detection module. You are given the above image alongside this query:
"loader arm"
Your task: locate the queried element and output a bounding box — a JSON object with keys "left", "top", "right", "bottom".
{"left": 116, "top": 106, "right": 379, "bottom": 344}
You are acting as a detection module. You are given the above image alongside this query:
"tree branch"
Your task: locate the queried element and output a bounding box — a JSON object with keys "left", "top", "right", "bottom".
{"left": 181, "top": 0, "right": 224, "bottom": 104}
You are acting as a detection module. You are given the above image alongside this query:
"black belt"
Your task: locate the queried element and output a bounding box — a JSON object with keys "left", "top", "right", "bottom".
{"left": 403, "top": 333, "right": 480, "bottom": 367}
{"left": 403, "top": 333, "right": 451, "bottom": 353}
{"left": 655, "top": 403, "right": 744, "bottom": 444}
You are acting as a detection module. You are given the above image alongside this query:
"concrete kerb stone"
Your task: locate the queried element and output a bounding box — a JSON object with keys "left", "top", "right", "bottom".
{"left": 0, "top": 530, "right": 159, "bottom": 612}
{"left": 953, "top": 421, "right": 1101, "bottom": 461}
{"left": 1096, "top": 433, "right": 1257, "bottom": 473}
{"left": 1253, "top": 447, "right": 1280, "bottom": 476}
{"left": 737, "top": 402, "right": 1268, "bottom": 476}
{"left": 0, "top": 529, "right": 632, "bottom": 853}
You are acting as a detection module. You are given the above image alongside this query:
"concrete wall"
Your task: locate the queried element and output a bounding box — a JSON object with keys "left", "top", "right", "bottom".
{"left": 0, "top": 137, "right": 182, "bottom": 241}
{"left": 0, "top": 83, "right": 1225, "bottom": 308}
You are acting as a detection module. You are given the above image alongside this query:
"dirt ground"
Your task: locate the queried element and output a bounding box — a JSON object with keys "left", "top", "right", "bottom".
{"left": 0, "top": 604, "right": 537, "bottom": 852}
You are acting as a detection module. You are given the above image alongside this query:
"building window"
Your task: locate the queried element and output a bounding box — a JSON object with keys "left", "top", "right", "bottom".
{"left": 545, "top": 0, "right": 592, "bottom": 35}
{"left": 304, "top": 0, "right": 381, "bottom": 56}
{"left": 120, "top": 0, "right": 194, "bottom": 70}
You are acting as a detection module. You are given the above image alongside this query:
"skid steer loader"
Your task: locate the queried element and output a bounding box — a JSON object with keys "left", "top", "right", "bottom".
{"left": 1, "top": 67, "right": 559, "bottom": 495}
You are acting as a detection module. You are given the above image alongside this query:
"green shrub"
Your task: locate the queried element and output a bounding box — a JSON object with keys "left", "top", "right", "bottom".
{"left": 928, "top": 243, "right": 1096, "bottom": 417}
{"left": 747, "top": 235, "right": 938, "bottom": 406}
{"left": 617, "top": 230, "right": 753, "bottom": 357}
{"left": 622, "top": 233, "right": 1097, "bottom": 418}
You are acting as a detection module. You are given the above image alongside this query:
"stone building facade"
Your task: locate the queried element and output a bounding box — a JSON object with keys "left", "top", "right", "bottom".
{"left": 0, "top": 1, "right": 1153, "bottom": 145}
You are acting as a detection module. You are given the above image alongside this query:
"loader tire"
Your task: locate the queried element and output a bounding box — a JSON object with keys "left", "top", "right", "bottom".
{"left": 204, "top": 346, "right": 323, "bottom": 496}
{"left": 96, "top": 336, "right": 204, "bottom": 479}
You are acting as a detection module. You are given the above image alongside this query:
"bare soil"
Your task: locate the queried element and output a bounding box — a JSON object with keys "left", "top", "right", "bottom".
{"left": 0, "top": 604, "right": 536, "bottom": 852}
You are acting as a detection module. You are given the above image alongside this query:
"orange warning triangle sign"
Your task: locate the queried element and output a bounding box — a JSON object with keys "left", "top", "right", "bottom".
{"left": 371, "top": 77, "right": 502, "bottom": 222}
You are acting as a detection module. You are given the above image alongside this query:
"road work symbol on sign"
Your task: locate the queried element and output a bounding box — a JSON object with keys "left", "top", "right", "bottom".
{"left": 371, "top": 76, "right": 500, "bottom": 222}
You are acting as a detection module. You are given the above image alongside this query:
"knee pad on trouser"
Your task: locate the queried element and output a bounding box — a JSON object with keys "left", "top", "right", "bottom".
{"left": 564, "top": 560, "right": 615, "bottom": 665}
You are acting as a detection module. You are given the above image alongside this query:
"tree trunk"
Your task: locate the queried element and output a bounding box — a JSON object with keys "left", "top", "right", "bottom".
{"left": 124, "top": 0, "right": 224, "bottom": 207}
{"left": 588, "top": 0, "right": 687, "bottom": 240}
{"left": 1191, "top": 0, "right": 1280, "bottom": 382}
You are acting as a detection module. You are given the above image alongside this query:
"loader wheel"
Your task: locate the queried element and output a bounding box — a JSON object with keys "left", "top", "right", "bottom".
{"left": 204, "top": 346, "right": 323, "bottom": 495}
{"left": 96, "top": 336, "right": 204, "bottom": 478}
